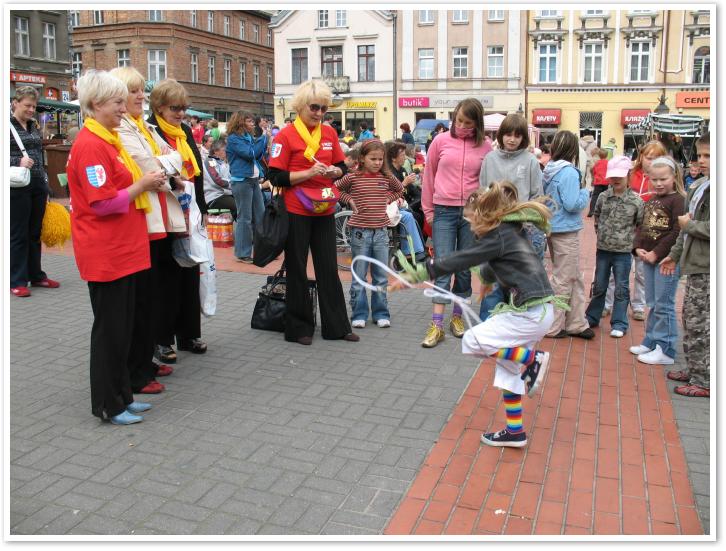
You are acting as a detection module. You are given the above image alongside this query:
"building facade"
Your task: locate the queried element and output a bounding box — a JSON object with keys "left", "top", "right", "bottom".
{"left": 526, "top": 9, "right": 711, "bottom": 153}
{"left": 396, "top": 9, "right": 527, "bottom": 130}
{"left": 270, "top": 10, "right": 395, "bottom": 139}
{"left": 69, "top": 9, "right": 275, "bottom": 121}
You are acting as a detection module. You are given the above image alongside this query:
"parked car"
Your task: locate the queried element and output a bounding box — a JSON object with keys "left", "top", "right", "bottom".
{"left": 413, "top": 119, "right": 451, "bottom": 147}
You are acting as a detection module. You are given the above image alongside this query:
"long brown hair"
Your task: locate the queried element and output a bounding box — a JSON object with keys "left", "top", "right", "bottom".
{"left": 226, "top": 110, "right": 255, "bottom": 135}
{"left": 449, "top": 98, "right": 484, "bottom": 147}
{"left": 357, "top": 139, "right": 390, "bottom": 177}
{"left": 465, "top": 180, "right": 551, "bottom": 237}
{"left": 550, "top": 130, "right": 579, "bottom": 164}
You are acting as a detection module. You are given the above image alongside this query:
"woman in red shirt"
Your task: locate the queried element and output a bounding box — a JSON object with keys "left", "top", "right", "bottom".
{"left": 587, "top": 148, "right": 610, "bottom": 217}
{"left": 68, "top": 70, "right": 166, "bottom": 424}
{"left": 267, "top": 80, "right": 358, "bottom": 345}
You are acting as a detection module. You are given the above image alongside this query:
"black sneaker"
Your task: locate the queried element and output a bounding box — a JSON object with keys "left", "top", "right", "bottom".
{"left": 521, "top": 350, "right": 550, "bottom": 398}
{"left": 568, "top": 328, "right": 595, "bottom": 340}
{"left": 480, "top": 428, "right": 527, "bottom": 448}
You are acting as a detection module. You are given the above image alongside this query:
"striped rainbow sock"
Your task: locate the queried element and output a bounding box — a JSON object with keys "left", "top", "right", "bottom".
{"left": 503, "top": 391, "right": 523, "bottom": 434}
{"left": 493, "top": 347, "right": 535, "bottom": 365}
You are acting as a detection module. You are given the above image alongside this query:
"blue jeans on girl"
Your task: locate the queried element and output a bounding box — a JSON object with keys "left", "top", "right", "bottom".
{"left": 431, "top": 205, "right": 474, "bottom": 305}
{"left": 641, "top": 261, "right": 680, "bottom": 359}
{"left": 231, "top": 177, "right": 265, "bottom": 259}
{"left": 349, "top": 227, "right": 390, "bottom": 323}
{"left": 585, "top": 250, "right": 632, "bottom": 333}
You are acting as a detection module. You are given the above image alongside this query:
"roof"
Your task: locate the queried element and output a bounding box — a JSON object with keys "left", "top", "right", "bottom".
{"left": 186, "top": 108, "right": 213, "bottom": 120}
{"left": 36, "top": 99, "right": 80, "bottom": 113}
{"left": 270, "top": 9, "right": 393, "bottom": 28}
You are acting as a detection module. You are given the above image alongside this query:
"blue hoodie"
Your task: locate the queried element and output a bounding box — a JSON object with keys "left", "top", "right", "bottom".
{"left": 226, "top": 132, "right": 268, "bottom": 180}
{"left": 542, "top": 160, "right": 589, "bottom": 233}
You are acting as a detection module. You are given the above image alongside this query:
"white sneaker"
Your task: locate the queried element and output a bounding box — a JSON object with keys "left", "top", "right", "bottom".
{"left": 637, "top": 345, "right": 675, "bottom": 365}
{"left": 629, "top": 345, "right": 652, "bottom": 355}
{"left": 351, "top": 319, "right": 366, "bottom": 328}
{"left": 610, "top": 329, "right": 625, "bottom": 338}
{"left": 376, "top": 319, "right": 391, "bottom": 328}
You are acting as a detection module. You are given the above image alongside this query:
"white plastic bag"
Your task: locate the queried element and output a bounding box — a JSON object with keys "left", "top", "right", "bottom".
{"left": 172, "top": 180, "right": 210, "bottom": 267}
{"left": 200, "top": 237, "right": 217, "bottom": 317}
{"left": 386, "top": 201, "right": 401, "bottom": 227}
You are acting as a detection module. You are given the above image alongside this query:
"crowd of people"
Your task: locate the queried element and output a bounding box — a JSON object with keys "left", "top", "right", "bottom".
{"left": 9, "top": 73, "right": 710, "bottom": 443}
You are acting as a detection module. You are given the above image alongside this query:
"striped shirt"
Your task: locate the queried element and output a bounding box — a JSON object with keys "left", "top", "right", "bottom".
{"left": 335, "top": 171, "right": 403, "bottom": 229}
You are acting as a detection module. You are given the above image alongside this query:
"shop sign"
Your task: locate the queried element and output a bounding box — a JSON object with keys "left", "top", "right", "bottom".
{"left": 532, "top": 109, "right": 561, "bottom": 125}
{"left": 61, "top": 90, "right": 70, "bottom": 102}
{"left": 45, "top": 87, "right": 60, "bottom": 100}
{"left": 346, "top": 101, "right": 377, "bottom": 109}
{"left": 621, "top": 109, "right": 650, "bottom": 126}
{"left": 428, "top": 95, "right": 494, "bottom": 108}
{"left": 399, "top": 96, "right": 429, "bottom": 108}
{"left": 10, "top": 71, "right": 46, "bottom": 84}
{"left": 675, "top": 91, "right": 710, "bottom": 108}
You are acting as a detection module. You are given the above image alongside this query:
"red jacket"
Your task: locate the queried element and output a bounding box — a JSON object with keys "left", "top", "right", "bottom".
{"left": 629, "top": 168, "right": 652, "bottom": 202}
{"left": 592, "top": 159, "right": 608, "bottom": 186}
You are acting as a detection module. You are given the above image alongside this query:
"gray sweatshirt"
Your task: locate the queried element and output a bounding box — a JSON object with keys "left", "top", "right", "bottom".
{"left": 478, "top": 148, "right": 543, "bottom": 201}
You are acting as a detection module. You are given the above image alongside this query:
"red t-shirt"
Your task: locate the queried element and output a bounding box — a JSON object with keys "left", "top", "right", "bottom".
{"left": 592, "top": 158, "right": 609, "bottom": 186}
{"left": 67, "top": 128, "right": 150, "bottom": 282}
{"left": 191, "top": 124, "right": 205, "bottom": 145}
{"left": 629, "top": 168, "right": 652, "bottom": 202}
{"left": 267, "top": 123, "right": 346, "bottom": 216}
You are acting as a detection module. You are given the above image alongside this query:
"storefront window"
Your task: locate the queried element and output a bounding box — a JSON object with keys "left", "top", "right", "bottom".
{"left": 345, "top": 111, "right": 375, "bottom": 136}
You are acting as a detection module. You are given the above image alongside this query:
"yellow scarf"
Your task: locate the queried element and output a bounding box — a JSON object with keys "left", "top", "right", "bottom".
{"left": 84, "top": 118, "right": 151, "bottom": 213}
{"left": 155, "top": 115, "right": 201, "bottom": 179}
{"left": 129, "top": 114, "right": 161, "bottom": 156}
{"left": 293, "top": 117, "right": 322, "bottom": 162}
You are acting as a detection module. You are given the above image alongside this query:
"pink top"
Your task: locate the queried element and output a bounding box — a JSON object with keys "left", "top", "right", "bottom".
{"left": 91, "top": 189, "right": 130, "bottom": 216}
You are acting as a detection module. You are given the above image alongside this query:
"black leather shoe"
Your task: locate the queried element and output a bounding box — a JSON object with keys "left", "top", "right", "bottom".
{"left": 547, "top": 329, "right": 569, "bottom": 339}
{"left": 155, "top": 345, "right": 177, "bottom": 364}
{"left": 568, "top": 328, "right": 595, "bottom": 340}
{"left": 177, "top": 338, "right": 207, "bottom": 354}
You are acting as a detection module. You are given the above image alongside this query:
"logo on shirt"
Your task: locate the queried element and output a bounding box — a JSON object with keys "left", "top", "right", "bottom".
{"left": 271, "top": 143, "right": 283, "bottom": 158}
{"left": 321, "top": 141, "right": 333, "bottom": 151}
{"left": 85, "top": 165, "right": 107, "bottom": 188}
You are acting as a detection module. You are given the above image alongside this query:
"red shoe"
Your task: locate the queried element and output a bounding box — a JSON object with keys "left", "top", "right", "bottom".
{"left": 137, "top": 380, "right": 165, "bottom": 394}
{"left": 10, "top": 286, "right": 31, "bottom": 297}
{"left": 31, "top": 278, "right": 60, "bottom": 288}
{"left": 156, "top": 364, "right": 174, "bottom": 377}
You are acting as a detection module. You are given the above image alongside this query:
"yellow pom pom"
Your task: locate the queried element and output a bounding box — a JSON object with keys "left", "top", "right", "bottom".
{"left": 41, "top": 201, "right": 72, "bottom": 248}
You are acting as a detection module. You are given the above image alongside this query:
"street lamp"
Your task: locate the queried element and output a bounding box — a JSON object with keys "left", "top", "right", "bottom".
{"left": 517, "top": 103, "right": 524, "bottom": 116}
{"left": 654, "top": 92, "right": 669, "bottom": 114}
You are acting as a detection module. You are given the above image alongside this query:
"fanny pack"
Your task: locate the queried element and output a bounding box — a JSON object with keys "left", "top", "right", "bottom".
{"left": 294, "top": 185, "right": 339, "bottom": 214}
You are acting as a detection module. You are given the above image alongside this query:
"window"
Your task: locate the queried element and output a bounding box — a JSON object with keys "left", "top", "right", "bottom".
{"left": 357, "top": 45, "right": 375, "bottom": 82}
{"left": 538, "top": 10, "right": 560, "bottom": 18}
{"left": 419, "top": 10, "right": 434, "bottom": 24}
{"left": 42, "top": 22, "right": 56, "bottom": 60}
{"left": 93, "top": 11, "right": 104, "bottom": 25}
{"left": 692, "top": 46, "right": 710, "bottom": 84}
{"left": 14, "top": 17, "right": 29, "bottom": 57}
{"left": 190, "top": 10, "right": 197, "bottom": 28}
{"left": 336, "top": 10, "right": 347, "bottom": 27}
{"left": 223, "top": 58, "right": 231, "bottom": 87}
{"left": 319, "top": 10, "right": 329, "bottom": 28}
{"left": 72, "top": 52, "right": 82, "bottom": 78}
{"left": 240, "top": 61, "right": 247, "bottom": 88}
{"left": 452, "top": 47, "right": 468, "bottom": 78}
{"left": 267, "top": 28, "right": 272, "bottom": 46}
{"left": 207, "top": 11, "right": 214, "bottom": 32}
{"left": 148, "top": 10, "right": 163, "bottom": 22}
{"left": 253, "top": 24, "right": 259, "bottom": 43}
{"left": 538, "top": 44, "right": 557, "bottom": 82}
{"left": 452, "top": 10, "right": 468, "bottom": 23}
{"left": 321, "top": 46, "right": 343, "bottom": 77}
{"left": 117, "top": 49, "right": 131, "bottom": 68}
{"left": 630, "top": 42, "right": 650, "bottom": 82}
{"left": 418, "top": 48, "right": 434, "bottom": 79}
{"left": 253, "top": 64, "right": 260, "bottom": 90}
{"left": 208, "top": 56, "right": 215, "bottom": 85}
{"left": 487, "top": 46, "right": 504, "bottom": 78}
{"left": 583, "top": 43, "right": 603, "bottom": 83}
{"left": 223, "top": 16, "right": 230, "bottom": 36}
{"left": 488, "top": 10, "right": 504, "bottom": 21}
{"left": 214, "top": 111, "right": 232, "bottom": 123}
{"left": 69, "top": 10, "right": 80, "bottom": 27}
{"left": 239, "top": 20, "right": 245, "bottom": 40}
{"left": 291, "top": 48, "right": 308, "bottom": 84}
{"left": 148, "top": 50, "right": 166, "bottom": 81}
{"left": 190, "top": 53, "right": 198, "bottom": 83}
{"left": 267, "top": 66, "right": 273, "bottom": 91}
{"left": 586, "top": 10, "right": 605, "bottom": 16}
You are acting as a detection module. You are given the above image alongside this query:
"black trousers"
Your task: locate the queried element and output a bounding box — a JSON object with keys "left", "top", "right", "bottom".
{"left": 10, "top": 178, "right": 48, "bottom": 287}
{"left": 88, "top": 274, "right": 136, "bottom": 419}
{"left": 284, "top": 212, "right": 351, "bottom": 341}
{"left": 589, "top": 185, "right": 609, "bottom": 215}
{"left": 156, "top": 236, "right": 202, "bottom": 346}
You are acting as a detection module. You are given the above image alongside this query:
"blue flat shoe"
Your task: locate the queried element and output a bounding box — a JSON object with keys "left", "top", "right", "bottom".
{"left": 110, "top": 410, "right": 143, "bottom": 425}
{"left": 127, "top": 401, "right": 152, "bottom": 414}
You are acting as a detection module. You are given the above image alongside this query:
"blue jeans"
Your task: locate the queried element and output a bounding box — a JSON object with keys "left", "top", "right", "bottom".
{"left": 231, "top": 177, "right": 265, "bottom": 258}
{"left": 398, "top": 208, "right": 424, "bottom": 256}
{"left": 641, "top": 261, "right": 680, "bottom": 359}
{"left": 431, "top": 205, "right": 474, "bottom": 304}
{"left": 349, "top": 227, "right": 390, "bottom": 322}
{"left": 585, "top": 249, "right": 632, "bottom": 332}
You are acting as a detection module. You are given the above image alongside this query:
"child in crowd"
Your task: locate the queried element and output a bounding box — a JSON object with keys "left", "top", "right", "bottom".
{"left": 202, "top": 139, "right": 236, "bottom": 218}
{"left": 684, "top": 161, "right": 702, "bottom": 191}
{"left": 391, "top": 181, "right": 562, "bottom": 447}
{"left": 585, "top": 156, "right": 644, "bottom": 338}
{"left": 629, "top": 156, "right": 685, "bottom": 365}
{"left": 344, "top": 147, "right": 359, "bottom": 171}
{"left": 660, "top": 133, "right": 710, "bottom": 398}
{"left": 588, "top": 148, "right": 610, "bottom": 217}
{"left": 335, "top": 140, "right": 403, "bottom": 328}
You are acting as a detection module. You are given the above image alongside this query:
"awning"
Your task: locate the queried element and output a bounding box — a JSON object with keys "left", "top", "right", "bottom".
{"left": 186, "top": 108, "right": 213, "bottom": 120}
{"left": 36, "top": 98, "right": 80, "bottom": 113}
{"left": 532, "top": 109, "right": 561, "bottom": 125}
{"left": 621, "top": 109, "right": 650, "bottom": 127}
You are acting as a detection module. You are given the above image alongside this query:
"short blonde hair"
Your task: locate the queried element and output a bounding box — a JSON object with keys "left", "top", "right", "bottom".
{"left": 290, "top": 80, "right": 332, "bottom": 114}
{"left": 13, "top": 85, "right": 39, "bottom": 104}
{"left": 149, "top": 79, "right": 189, "bottom": 114}
{"left": 109, "top": 66, "right": 146, "bottom": 92}
{"left": 76, "top": 69, "right": 128, "bottom": 119}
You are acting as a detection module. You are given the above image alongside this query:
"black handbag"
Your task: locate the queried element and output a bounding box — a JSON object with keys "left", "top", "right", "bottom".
{"left": 253, "top": 190, "right": 288, "bottom": 267}
{"left": 250, "top": 265, "right": 318, "bottom": 333}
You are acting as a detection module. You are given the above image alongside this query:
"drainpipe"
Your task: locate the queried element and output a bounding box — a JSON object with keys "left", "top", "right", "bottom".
{"left": 392, "top": 11, "right": 398, "bottom": 140}
{"left": 524, "top": 10, "right": 529, "bottom": 123}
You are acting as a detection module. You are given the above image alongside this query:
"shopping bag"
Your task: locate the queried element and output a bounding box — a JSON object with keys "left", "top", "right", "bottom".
{"left": 172, "top": 180, "right": 210, "bottom": 267}
{"left": 200, "top": 237, "right": 217, "bottom": 317}
{"left": 253, "top": 191, "right": 288, "bottom": 267}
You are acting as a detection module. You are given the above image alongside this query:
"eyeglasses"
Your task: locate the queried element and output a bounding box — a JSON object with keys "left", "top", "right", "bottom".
{"left": 308, "top": 104, "right": 329, "bottom": 114}
{"left": 168, "top": 105, "right": 190, "bottom": 113}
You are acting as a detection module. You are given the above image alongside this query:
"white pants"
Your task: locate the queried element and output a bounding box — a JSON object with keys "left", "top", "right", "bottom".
{"left": 462, "top": 304, "right": 554, "bottom": 395}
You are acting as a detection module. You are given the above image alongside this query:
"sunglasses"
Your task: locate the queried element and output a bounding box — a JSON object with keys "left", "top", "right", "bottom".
{"left": 168, "top": 105, "right": 190, "bottom": 113}
{"left": 308, "top": 104, "right": 329, "bottom": 113}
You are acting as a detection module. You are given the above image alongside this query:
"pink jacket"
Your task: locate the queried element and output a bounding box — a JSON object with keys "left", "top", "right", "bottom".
{"left": 422, "top": 131, "right": 492, "bottom": 221}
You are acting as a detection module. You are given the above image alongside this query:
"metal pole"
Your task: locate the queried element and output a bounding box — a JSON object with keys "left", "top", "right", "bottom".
{"left": 392, "top": 11, "right": 398, "bottom": 140}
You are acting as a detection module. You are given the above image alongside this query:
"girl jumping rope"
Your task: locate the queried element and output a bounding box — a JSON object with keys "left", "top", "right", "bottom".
{"left": 388, "top": 181, "right": 566, "bottom": 447}
{"left": 335, "top": 140, "right": 404, "bottom": 328}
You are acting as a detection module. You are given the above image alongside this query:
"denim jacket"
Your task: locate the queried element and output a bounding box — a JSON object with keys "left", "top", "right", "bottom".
{"left": 426, "top": 220, "right": 553, "bottom": 307}
{"left": 226, "top": 132, "right": 268, "bottom": 180}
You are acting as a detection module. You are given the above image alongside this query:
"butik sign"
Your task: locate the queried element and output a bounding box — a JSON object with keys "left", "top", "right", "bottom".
{"left": 399, "top": 97, "right": 429, "bottom": 108}
{"left": 621, "top": 109, "right": 650, "bottom": 126}
{"left": 532, "top": 109, "right": 561, "bottom": 125}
